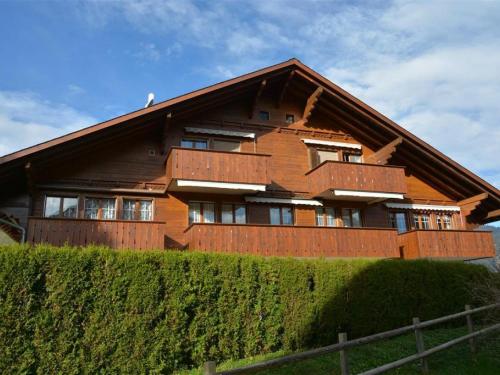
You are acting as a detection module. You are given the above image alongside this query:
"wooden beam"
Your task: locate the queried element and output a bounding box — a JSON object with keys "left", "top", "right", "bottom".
{"left": 301, "top": 86, "right": 323, "bottom": 125}
{"left": 160, "top": 112, "right": 173, "bottom": 155}
{"left": 365, "top": 137, "right": 403, "bottom": 165}
{"left": 249, "top": 80, "right": 267, "bottom": 119}
{"left": 485, "top": 209, "right": 500, "bottom": 221}
{"left": 276, "top": 70, "right": 295, "bottom": 108}
{"left": 458, "top": 193, "right": 489, "bottom": 207}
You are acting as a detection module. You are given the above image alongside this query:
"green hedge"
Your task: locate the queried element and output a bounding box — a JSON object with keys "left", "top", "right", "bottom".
{"left": 0, "top": 244, "right": 490, "bottom": 373}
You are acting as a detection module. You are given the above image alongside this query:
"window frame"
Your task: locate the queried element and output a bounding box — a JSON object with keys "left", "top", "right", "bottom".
{"left": 259, "top": 110, "right": 270, "bottom": 121}
{"left": 221, "top": 203, "right": 247, "bottom": 224}
{"left": 84, "top": 196, "right": 117, "bottom": 220}
{"left": 412, "top": 212, "right": 431, "bottom": 230}
{"left": 122, "top": 198, "right": 154, "bottom": 221}
{"left": 341, "top": 208, "right": 363, "bottom": 228}
{"left": 269, "top": 206, "right": 294, "bottom": 226}
{"left": 180, "top": 136, "right": 242, "bottom": 153}
{"left": 389, "top": 211, "right": 409, "bottom": 233}
{"left": 437, "top": 214, "right": 453, "bottom": 230}
{"left": 315, "top": 207, "right": 336, "bottom": 227}
{"left": 285, "top": 113, "right": 295, "bottom": 124}
{"left": 188, "top": 201, "right": 217, "bottom": 225}
{"left": 43, "top": 195, "right": 79, "bottom": 219}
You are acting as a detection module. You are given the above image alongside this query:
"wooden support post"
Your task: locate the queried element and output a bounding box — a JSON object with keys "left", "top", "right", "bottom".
{"left": 413, "top": 317, "right": 429, "bottom": 374}
{"left": 204, "top": 361, "right": 216, "bottom": 375}
{"left": 465, "top": 305, "right": 476, "bottom": 354}
{"left": 339, "top": 332, "right": 350, "bottom": 375}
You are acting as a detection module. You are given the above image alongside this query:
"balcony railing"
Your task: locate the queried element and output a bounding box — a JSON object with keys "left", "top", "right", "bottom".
{"left": 185, "top": 223, "right": 400, "bottom": 258}
{"left": 398, "top": 229, "right": 496, "bottom": 259}
{"left": 306, "top": 161, "right": 407, "bottom": 197}
{"left": 166, "top": 147, "right": 271, "bottom": 188}
{"left": 27, "top": 217, "right": 165, "bottom": 250}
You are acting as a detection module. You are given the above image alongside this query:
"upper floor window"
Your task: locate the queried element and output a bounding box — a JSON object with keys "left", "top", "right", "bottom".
{"left": 413, "top": 213, "right": 430, "bottom": 229}
{"left": 341, "top": 208, "right": 362, "bottom": 227}
{"left": 270, "top": 206, "right": 293, "bottom": 225}
{"left": 181, "top": 138, "right": 208, "bottom": 149}
{"left": 316, "top": 207, "right": 336, "bottom": 227}
{"left": 437, "top": 214, "right": 453, "bottom": 230}
{"left": 44, "top": 196, "right": 78, "bottom": 218}
{"left": 189, "top": 202, "right": 215, "bottom": 225}
{"left": 212, "top": 139, "right": 240, "bottom": 152}
{"left": 259, "top": 111, "right": 270, "bottom": 121}
{"left": 221, "top": 203, "right": 246, "bottom": 224}
{"left": 389, "top": 212, "right": 408, "bottom": 233}
{"left": 317, "top": 149, "right": 339, "bottom": 164}
{"left": 285, "top": 114, "right": 294, "bottom": 124}
{"left": 84, "top": 198, "right": 116, "bottom": 220}
{"left": 123, "top": 199, "right": 153, "bottom": 221}
{"left": 342, "top": 153, "right": 362, "bottom": 163}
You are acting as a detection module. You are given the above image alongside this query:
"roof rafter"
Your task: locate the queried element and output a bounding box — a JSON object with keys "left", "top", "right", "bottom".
{"left": 276, "top": 70, "right": 295, "bottom": 108}
{"left": 249, "top": 80, "right": 267, "bottom": 119}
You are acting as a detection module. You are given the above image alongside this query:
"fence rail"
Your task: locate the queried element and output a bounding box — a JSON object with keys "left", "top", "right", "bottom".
{"left": 204, "top": 303, "right": 500, "bottom": 375}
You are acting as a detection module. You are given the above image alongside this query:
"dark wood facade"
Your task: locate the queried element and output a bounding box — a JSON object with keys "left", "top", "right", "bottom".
{"left": 0, "top": 59, "right": 498, "bottom": 259}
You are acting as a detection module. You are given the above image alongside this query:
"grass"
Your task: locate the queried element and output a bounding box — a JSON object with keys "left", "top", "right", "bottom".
{"left": 175, "top": 327, "right": 500, "bottom": 374}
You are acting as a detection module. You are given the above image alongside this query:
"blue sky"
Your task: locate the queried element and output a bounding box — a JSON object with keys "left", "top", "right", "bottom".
{"left": 1, "top": 1, "right": 499, "bottom": 195}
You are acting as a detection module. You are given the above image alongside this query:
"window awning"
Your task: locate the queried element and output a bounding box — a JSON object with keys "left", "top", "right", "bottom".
{"left": 175, "top": 180, "right": 266, "bottom": 193}
{"left": 185, "top": 127, "right": 255, "bottom": 139}
{"left": 302, "top": 139, "right": 362, "bottom": 149}
{"left": 333, "top": 190, "right": 404, "bottom": 200}
{"left": 245, "top": 196, "right": 323, "bottom": 206}
{"left": 385, "top": 203, "right": 461, "bottom": 212}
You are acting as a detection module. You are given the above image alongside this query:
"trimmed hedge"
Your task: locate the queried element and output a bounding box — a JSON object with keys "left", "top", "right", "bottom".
{"left": 0, "top": 244, "right": 490, "bottom": 373}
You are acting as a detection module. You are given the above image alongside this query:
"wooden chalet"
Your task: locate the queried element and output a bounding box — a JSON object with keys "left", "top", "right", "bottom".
{"left": 0, "top": 59, "right": 498, "bottom": 259}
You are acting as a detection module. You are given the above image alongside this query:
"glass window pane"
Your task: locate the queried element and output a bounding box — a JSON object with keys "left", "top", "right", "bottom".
{"left": 203, "top": 203, "right": 215, "bottom": 223}
{"left": 44, "top": 197, "right": 61, "bottom": 218}
{"left": 213, "top": 140, "right": 240, "bottom": 152}
{"left": 221, "top": 204, "right": 233, "bottom": 224}
{"left": 235, "top": 205, "right": 246, "bottom": 224}
{"left": 181, "top": 139, "right": 193, "bottom": 148}
{"left": 349, "top": 154, "right": 362, "bottom": 163}
{"left": 318, "top": 150, "right": 339, "bottom": 163}
{"left": 315, "top": 207, "right": 324, "bottom": 226}
{"left": 195, "top": 140, "right": 208, "bottom": 149}
{"left": 84, "top": 198, "right": 99, "bottom": 219}
{"left": 282, "top": 207, "right": 293, "bottom": 225}
{"left": 270, "top": 207, "right": 281, "bottom": 225}
{"left": 351, "top": 209, "right": 362, "bottom": 227}
{"left": 123, "top": 199, "right": 135, "bottom": 220}
{"left": 413, "top": 215, "right": 420, "bottom": 229}
{"left": 443, "top": 215, "right": 452, "bottom": 229}
{"left": 342, "top": 208, "right": 352, "bottom": 227}
{"left": 101, "top": 199, "right": 116, "bottom": 220}
{"left": 326, "top": 207, "right": 336, "bottom": 227}
{"left": 259, "top": 111, "right": 270, "bottom": 121}
{"left": 139, "top": 200, "right": 152, "bottom": 221}
{"left": 395, "top": 213, "right": 407, "bottom": 233}
{"left": 62, "top": 197, "right": 78, "bottom": 218}
{"left": 421, "top": 214, "right": 430, "bottom": 229}
{"left": 189, "top": 202, "right": 201, "bottom": 225}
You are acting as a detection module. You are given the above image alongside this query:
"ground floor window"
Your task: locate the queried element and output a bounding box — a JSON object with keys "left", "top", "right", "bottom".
{"left": 413, "top": 213, "right": 431, "bottom": 229}
{"left": 123, "top": 199, "right": 153, "bottom": 221}
{"left": 189, "top": 202, "right": 215, "bottom": 224}
{"left": 437, "top": 214, "right": 453, "bottom": 230}
{"left": 84, "top": 197, "right": 116, "bottom": 220}
{"left": 341, "top": 208, "right": 362, "bottom": 227}
{"left": 44, "top": 196, "right": 78, "bottom": 218}
{"left": 315, "top": 207, "right": 336, "bottom": 226}
{"left": 269, "top": 206, "right": 294, "bottom": 225}
{"left": 221, "top": 203, "right": 246, "bottom": 224}
{"left": 389, "top": 211, "right": 408, "bottom": 233}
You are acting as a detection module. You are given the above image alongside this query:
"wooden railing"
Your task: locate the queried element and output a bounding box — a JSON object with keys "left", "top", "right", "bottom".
{"left": 185, "top": 223, "right": 400, "bottom": 258}
{"left": 166, "top": 147, "right": 271, "bottom": 186}
{"left": 306, "top": 161, "right": 407, "bottom": 196}
{"left": 204, "top": 303, "right": 500, "bottom": 375}
{"left": 27, "top": 217, "right": 165, "bottom": 250}
{"left": 398, "top": 229, "right": 496, "bottom": 259}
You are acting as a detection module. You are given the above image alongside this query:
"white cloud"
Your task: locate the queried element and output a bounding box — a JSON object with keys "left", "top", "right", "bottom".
{"left": 0, "top": 91, "right": 96, "bottom": 157}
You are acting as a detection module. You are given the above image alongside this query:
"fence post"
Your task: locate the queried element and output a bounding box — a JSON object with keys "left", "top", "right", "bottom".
{"left": 465, "top": 305, "right": 476, "bottom": 354}
{"left": 204, "top": 361, "right": 216, "bottom": 375}
{"left": 339, "top": 332, "right": 350, "bottom": 375}
{"left": 413, "top": 317, "right": 429, "bottom": 374}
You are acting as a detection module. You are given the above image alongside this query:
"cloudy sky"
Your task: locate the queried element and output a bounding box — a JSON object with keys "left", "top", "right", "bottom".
{"left": 1, "top": 0, "right": 499, "bottom": 190}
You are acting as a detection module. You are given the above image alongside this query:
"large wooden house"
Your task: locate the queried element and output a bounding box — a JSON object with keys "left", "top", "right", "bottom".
{"left": 0, "top": 59, "right": 498, "bottom": 259}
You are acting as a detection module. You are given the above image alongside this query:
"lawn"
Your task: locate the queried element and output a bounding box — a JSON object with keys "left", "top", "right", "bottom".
{"left": 176, "top": 327, "right": 500, "bottom": 375}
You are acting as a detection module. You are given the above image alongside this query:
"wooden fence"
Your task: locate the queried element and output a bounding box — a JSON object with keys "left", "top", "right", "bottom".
{"left": 204, "top": 303, "right": 500, "bottom": 375}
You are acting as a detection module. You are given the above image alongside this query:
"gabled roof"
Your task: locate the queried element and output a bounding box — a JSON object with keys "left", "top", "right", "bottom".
{"left": 1, "top": 58, "right": 499, "bottom": 220}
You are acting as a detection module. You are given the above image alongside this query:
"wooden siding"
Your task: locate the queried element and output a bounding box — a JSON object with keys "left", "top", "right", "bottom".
{"left": 27, "top": 217, "right": 165, "bottom": 250}
{"left": 166, "top": 147, "right": 271, "bottom": 186}
{"left": 307, "top": 161, "right": 407, "bottom": 196}
{"left": 398, "top": 230, "right": 495, "bottom": 259}
{"left": 185, "top": 223, "right": 400, "bottom": 258}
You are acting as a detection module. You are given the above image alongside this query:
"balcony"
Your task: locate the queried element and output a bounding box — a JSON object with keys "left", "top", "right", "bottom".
{"left": 398, "top": 229, "right": 496, "bottom": 259}
{"left": 306, "top": 161, "right": 407, "bottom": 200}
{"left": 27, "top": 217, "right": 165, "bottom": 250}
{"left": 166, "top": 147, "right": 271, "bottom": 194}
{"left": 185, "top": 223, "right": 400, "bottom": 258}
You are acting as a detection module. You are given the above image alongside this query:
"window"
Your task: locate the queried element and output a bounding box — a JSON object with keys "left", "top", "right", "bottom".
{"left": 437, "top": 215, "right": 453, "bottom": 230}
{"left": 212, "top": 140, "right": 240, "bottom": 152}
{"left": 221, "top": 204, "right": 246, "bottom": 224}
{"left": 389, "top": 212, "right": 408, "bottom": 233}
{"left": 44, "top": 196, "right": 78, "bottom": 218}
{"left": 122, "top": 199, "right": 153, "bottom": 221}
{"left": 285, "top": 114, "right": 294, "bottom": 124}
{"left": 315, "top": 207, "right": 336, "bottom": 226}
{"left": 84, "top": 198, "right": 116, "bottom": 220}
{"left": 270, "top": 206, "right": 294, "bottom": 225}
{"left": 317, "top": 150, "right": 339, "bottom": 163}
{"left": 181, "top": 138, "right": 208, "bottom": 149}
{"left": 341, "top": 208, "right": 362, "bottom": 227}
{"left": 189, "top": 202, "right": 215, "bottom": 224}
{"left": 413, "top": 213, "right": 431, "bottom": 230}
{"left": 342, "top": 153, "right": 362, "bottom": 163}
{"left": 259, "top": 111, "right": 270, "bottom": 121}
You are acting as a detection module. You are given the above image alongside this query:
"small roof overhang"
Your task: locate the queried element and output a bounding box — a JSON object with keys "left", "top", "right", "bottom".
{"left": 385, "top": 203, "right": 461, "bottom": 212}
